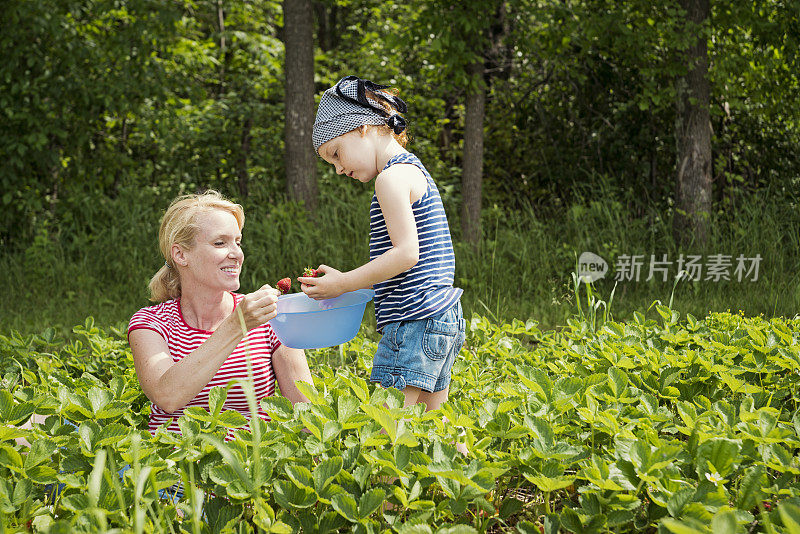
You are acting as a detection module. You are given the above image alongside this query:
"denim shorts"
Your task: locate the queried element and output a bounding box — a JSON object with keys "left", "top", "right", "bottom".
{"left": 370, "top": 301, "right": 465, "bottom": 393}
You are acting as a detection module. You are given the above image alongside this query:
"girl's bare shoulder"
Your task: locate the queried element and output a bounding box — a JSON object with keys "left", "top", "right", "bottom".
{"left": 376, "top": 163, "right": 427, "bottom": 203}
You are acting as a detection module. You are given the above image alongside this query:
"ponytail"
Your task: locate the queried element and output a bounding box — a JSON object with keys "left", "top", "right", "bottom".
{"left": 148, "top": 264, "right": 182, "bottom": 303}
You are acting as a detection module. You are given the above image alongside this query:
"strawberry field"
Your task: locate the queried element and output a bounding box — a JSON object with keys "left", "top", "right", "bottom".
{"left": 3, "top": 303, "right": 800, "bottom": 533}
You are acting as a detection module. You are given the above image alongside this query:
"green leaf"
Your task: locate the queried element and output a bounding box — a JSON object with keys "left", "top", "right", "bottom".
{"left": 331, "top": 493, "right": 359, "bottom": 522}
{"left": 661, "top": 518, "right": 710, "bottom": 534}
{"left": 523, "top": 461, "right": 574, "bottom": 492}
{"left": 205, "top": 496, "right": 242, "bottom": 532}
{"left": 358, "top": 488, "right": 386, "bottom": 518}
{"left": 274, "top": 480, "right": 317, "bottom": 509}
{"left": 0, "top": 444, "right": 23, "bottom": 470}
{"left": 94, "top": 400, "right": 129, "bottom": 419}
{"left": 24, "top": 439, "right": 56, "bottom": 469}
{"left": 346, "top": 375, "right": 370, "bottom": 403}
{"left": 217, "top": 410, "right": 248, "bottom": 428}
{"left": 97, "top": 423, "right": 128, "bottom": 446}
{"left": 87, "top": 387, "right": 112, "bottom": 414}
{"left": 736, "top": 465, "right": 765, "bottom": 510}
{"left": 361, "top": 404, "right": 396, "bottom": 443}
{"left": 499, "top": 498, "right": 524, "bottom": 519}
{"left": 209, "top": 464, "right": 239, "bottom": 486}
{"left": 399, "top": 524, "right": 433, "bottom": 534}
{"left": 515, "top": 521, "right": 540, "bottom": 534}
{"left": 209, "top": 386, "right": 227, "bottom": 416}
{"left": 517, "top": 365, "right": 552, "bottom": 399}
{"left": 560, "top": 507, "right": 583, "bottom": 532}
{"left": 0, "top": 389, "right": 34, "bottom": 425}
{"left": 696, "top": 438, "right": 741, "bottom": 478}
{"left": 710, "top": 509, "right": 737, "bottom": 534}
{"left": 11, "top": 479, "right": 31, "bottom": 507}
{"left": 395, "top": 444, "right": 411, "bottom": 470}
{"left": 184, "top": 406, "right": 214, "bottom": 423}
{"left": 261, "top": 396, "right": 294, "bottom": 421}
{"left": 25, "top": 464, "right": 58, "bottom": 484}
{"left": 607, "top": 367, "right": 628, "bottom": 397}
{"left": 61, "top": 493, "right": 90, "bottom": 512}
{"left": 437, "top": 526, "right": 479, "bottom": 534}
{"left": 295, "top": 381, "right": 325, "bottom": 405}
{"left": 667, "top": 487, "right": 694, "bottom": 517}
{"left": 313, "top": 457, "right": 343, "bottom": 494}
{"left": 285, "top": 464, "right": 314, "bottom": 490}
{"left": 0, "top": 426, "right": 28, "bottom": 443}
{"left": 719, "top": 372, "right": 762, "bottom": 395}
{"left": 322, "top": 420, "right": 343, "bottom": 442}
{"left": 779, "top": 503, "right": 800, "bottom": 534}
{"left": 200, "top": 435, "right": 254, "bottom": 495}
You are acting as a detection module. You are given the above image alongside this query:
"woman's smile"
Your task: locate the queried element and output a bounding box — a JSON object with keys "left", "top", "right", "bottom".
{"left": 220, "top": 264, "right": 239, "bottom": 277}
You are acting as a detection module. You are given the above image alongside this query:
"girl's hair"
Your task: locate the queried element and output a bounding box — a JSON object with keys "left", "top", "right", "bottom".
{"left": 366, "top": 89, "right": 409, "bottom": 147}
{"left": 148, "top": 190, "right": 245, "bottom": 302}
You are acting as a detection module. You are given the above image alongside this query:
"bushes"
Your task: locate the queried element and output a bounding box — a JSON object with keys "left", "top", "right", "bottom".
{"left": 2, "top": 183, "right": 799, "bottom": 335}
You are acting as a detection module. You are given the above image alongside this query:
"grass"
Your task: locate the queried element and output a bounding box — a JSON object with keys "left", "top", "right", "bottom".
{"left": 1, "top": 181, "right": 798, "bottom": 335}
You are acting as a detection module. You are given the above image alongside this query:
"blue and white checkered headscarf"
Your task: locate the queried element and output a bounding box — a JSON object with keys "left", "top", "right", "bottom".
{"left": 312, "top": 76, "right": 408, "bottom": 154}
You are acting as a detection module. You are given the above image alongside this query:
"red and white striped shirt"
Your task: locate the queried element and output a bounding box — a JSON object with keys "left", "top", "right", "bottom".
{"left": 128, "top": 293, "right": 280, "bottom": 440}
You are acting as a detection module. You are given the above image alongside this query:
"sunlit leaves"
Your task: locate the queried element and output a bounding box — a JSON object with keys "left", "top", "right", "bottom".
{"left": 4, "top": 309, "right": 800, "bottom": 530}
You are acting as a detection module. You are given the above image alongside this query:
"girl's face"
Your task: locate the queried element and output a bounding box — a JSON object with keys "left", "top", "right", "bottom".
{"left": 318, "top": 128, "right": 379, "bottom": 183}
{"left": 177, "top": 209, "right": 243, "bottom": 293}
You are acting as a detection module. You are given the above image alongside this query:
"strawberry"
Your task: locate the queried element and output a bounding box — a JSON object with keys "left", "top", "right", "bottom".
{"left": 303, "top": 267, "right": 320, "bottom": 277}
{"left": 276, "top": 278, "right": 291, "bottom": 294}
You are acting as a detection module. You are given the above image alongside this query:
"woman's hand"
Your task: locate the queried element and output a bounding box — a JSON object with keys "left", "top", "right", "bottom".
{"left": 298, "top": 265, "right": 348, "bottom": 300}
{"left": 236, "top": 284, "right": 280, "bottom": 331}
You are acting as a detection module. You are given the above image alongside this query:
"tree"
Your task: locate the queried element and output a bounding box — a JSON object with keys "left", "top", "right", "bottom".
{"left": 461, "top": 61, "right": 486, "bottom": 245}
{"left": 283, "top": 0, "right": 318, "bottom": 213}
{"left": 674, "top": 0, "right": 712, "bottom": 246}
{"left": 401, "top": 0, "right": 515, "bottom": 245}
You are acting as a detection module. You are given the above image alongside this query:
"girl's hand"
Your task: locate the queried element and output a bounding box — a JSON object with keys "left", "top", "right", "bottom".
{"left": 298, "top": 265, "right": 348, "bottom": 300}
{"left": 236, "top": 284, "right": 280, "bottom": 331}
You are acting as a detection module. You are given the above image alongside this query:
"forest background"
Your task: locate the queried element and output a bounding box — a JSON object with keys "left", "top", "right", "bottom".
{"left": 1, "top": 0, "right": 799, "bottom": 334}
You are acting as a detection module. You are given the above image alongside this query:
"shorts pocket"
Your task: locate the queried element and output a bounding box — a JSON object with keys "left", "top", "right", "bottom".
{"left": 422, "top": 317, "right": 459, "bottom": 361}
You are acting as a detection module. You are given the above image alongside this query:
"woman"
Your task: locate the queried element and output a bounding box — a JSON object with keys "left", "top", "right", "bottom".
{"left": 128, "top": 190, "right": 311, "bottom": 440}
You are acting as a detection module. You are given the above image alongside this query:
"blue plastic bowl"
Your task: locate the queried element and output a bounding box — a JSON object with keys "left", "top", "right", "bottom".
{"left": 268, "top": 289, "right": 374, "bottom": 349}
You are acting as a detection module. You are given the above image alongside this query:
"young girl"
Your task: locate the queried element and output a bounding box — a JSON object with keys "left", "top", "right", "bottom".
{"left": 299, "top": 75, "right": 466, "bottom": 423}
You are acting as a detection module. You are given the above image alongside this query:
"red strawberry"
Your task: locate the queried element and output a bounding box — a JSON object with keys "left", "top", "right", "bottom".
{"left": 276, "top": 278, "right": 291, "bottom": 294}
{"left": 303, "top": 267, "right": 320, "bottom": 277}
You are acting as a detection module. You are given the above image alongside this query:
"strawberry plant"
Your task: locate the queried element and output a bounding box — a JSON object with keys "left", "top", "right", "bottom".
{"left": 2, "top": 307, "right": 800, "bottom": 532}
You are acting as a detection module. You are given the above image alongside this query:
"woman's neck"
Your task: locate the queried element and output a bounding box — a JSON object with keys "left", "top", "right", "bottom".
{"left": 180, "top": 288, "right": 233, "bottom": 331}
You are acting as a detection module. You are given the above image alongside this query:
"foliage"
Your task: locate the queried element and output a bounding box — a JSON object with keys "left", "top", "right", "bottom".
{"left": 2, "top": 182, "right": 799, "bottom": 336}
{"left": 2, "top": 0, "right": 800, "bottom": 249}
{"left": 4, "top": 303, "right": 800, "bottom": 531}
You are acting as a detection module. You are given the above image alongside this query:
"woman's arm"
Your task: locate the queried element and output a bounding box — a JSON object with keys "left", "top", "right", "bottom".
{"left": 300, "top": 165, "right": 421, "bottom": 299}
{"left": 271, "top": 345, "right": 312, "bottom": 404}
{"left": 130, "top": 286, "right": 279, "bottom": 413}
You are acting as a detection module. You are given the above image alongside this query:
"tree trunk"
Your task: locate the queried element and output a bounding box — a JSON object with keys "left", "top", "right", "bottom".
{"left": 461, "top": 61, "right": 485, "bottom": 246}
{"left": 283, "top": 0, "right": 318, "bottom": 213}
{"left": 674, "top": 0, "right": 712, "bottom": 247}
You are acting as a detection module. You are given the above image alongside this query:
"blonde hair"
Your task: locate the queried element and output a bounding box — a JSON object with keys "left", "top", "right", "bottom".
{"left": 148, "top": 190, "right": 244, "bottom": 302}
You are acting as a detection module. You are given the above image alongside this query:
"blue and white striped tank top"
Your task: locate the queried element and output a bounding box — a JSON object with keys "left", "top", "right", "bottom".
{"left": 369, "top": 152, "right": 463, "bottom": 332}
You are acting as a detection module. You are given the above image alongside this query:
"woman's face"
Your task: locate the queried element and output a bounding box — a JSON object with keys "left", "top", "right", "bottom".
{"left": 318, "top": 128, "right": 378, "bottom": 183}
{"left": 179, "top": 209, "right": 243, "bottom": 293}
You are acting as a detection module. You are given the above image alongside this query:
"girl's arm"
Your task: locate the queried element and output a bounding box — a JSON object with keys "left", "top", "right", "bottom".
{"left": 300, "top": 165, "right": 422, "bottom": 299}
{"left": 130, "top": 287, "right": 279, "bottom": 413}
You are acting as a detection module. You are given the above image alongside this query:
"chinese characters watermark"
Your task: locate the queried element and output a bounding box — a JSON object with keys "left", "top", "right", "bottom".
{"left": 578, "top": 252, "right": 762, "bottom": 283}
